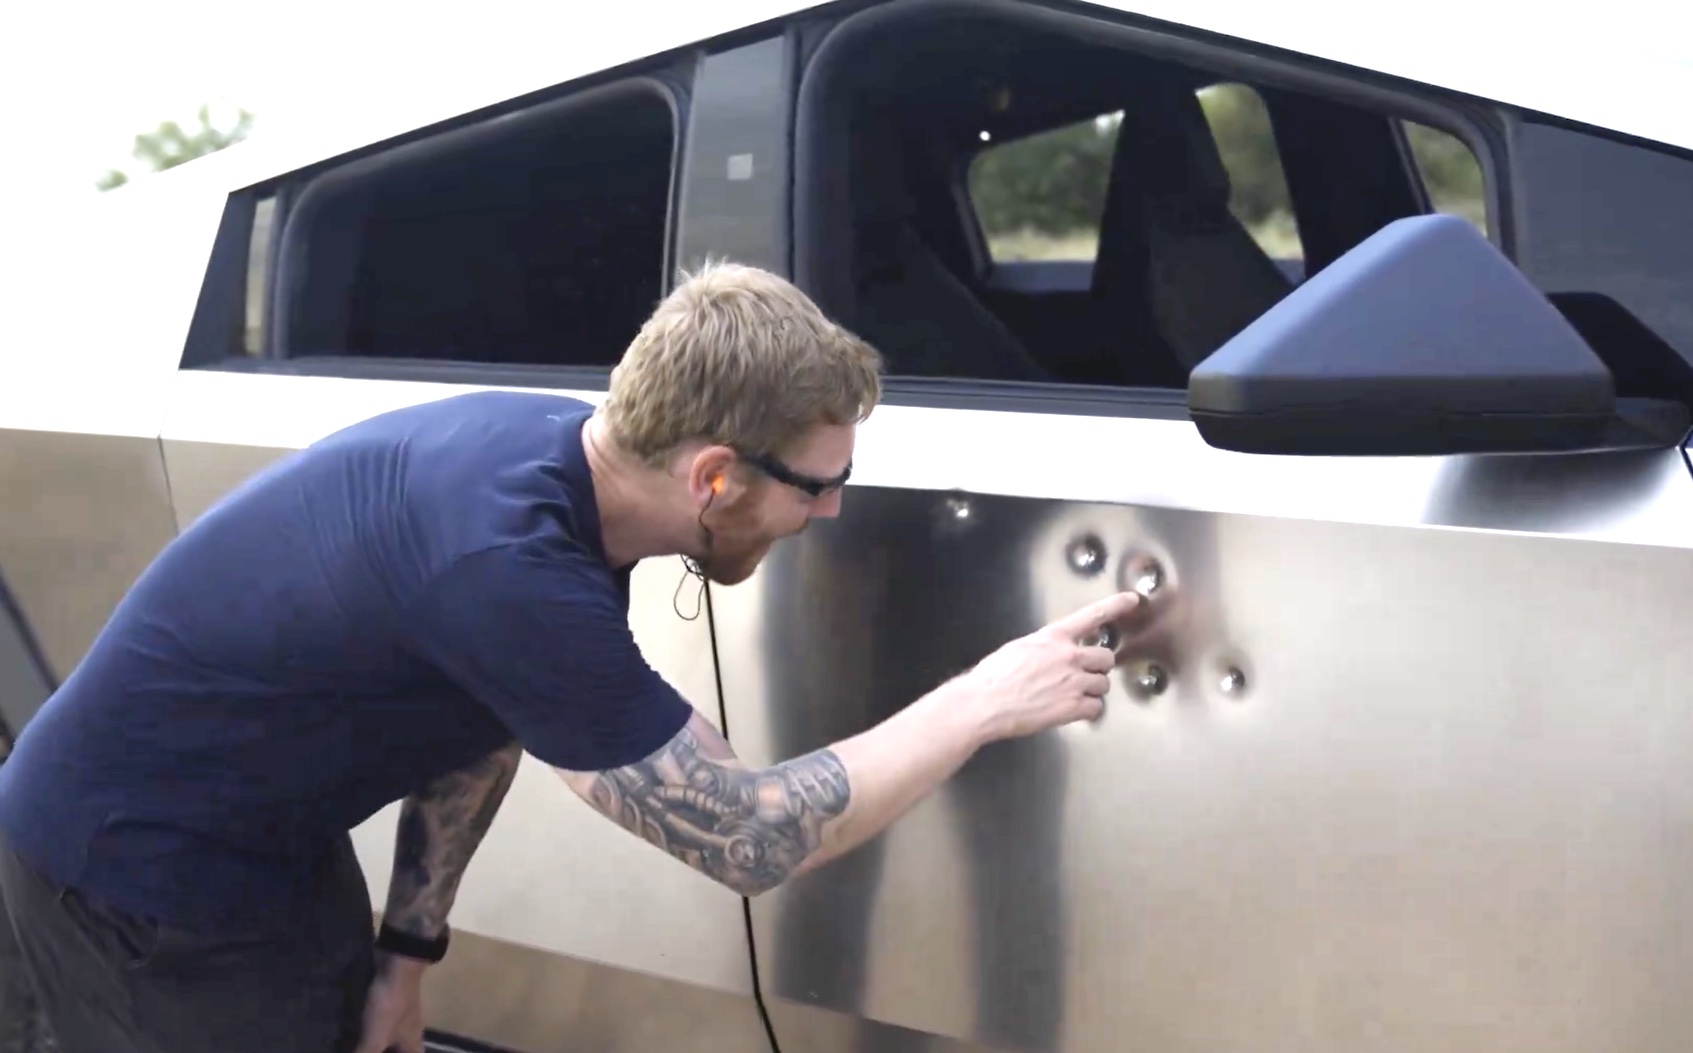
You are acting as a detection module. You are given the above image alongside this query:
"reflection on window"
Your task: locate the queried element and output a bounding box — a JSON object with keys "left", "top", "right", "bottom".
{"left": 1403, "top": 122, "right": 1487, "bottom": 237}
{"left": 244, "top": 195, "right": 275, "bottom": 356}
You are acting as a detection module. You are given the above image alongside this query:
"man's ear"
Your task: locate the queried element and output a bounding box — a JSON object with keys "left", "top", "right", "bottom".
{"left": 687, "top": 445, "right": 740, "bottom": 504}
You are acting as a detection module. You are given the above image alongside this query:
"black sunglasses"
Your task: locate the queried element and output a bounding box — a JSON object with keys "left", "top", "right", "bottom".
{"left": 736, "top": 449, "right": 852, "bottom": 498}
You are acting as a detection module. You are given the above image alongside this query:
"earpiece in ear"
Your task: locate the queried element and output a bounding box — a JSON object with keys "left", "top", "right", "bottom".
{"left": 711, "top": 476, "right": 724, "bottom": 495}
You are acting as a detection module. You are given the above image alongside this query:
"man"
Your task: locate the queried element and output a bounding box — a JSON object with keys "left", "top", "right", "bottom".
{"left": 0, "top": 262, "right": 1138, "bottom": 1053}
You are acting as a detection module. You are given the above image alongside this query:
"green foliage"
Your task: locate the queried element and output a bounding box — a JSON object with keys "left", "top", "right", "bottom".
{"left": 1404, "top": 122, "right": 1486, "bottom": 225}
{"left": 96, "top": 103, "right": 255, "bottom": 192}
{"left": 969, "top": 117, "right": 1118, "bottom": 237}
{"left": 1196, "top": 84, "right": 1289, "bottom": 229}
{"left": 968, "top": 85, "right": 1487, "bottom": 254}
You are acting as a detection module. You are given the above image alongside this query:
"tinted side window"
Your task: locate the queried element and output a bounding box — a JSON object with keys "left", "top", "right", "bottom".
{"left": 793, "top": 12, "right": 1496, "bottom": 396}
{"left": 268, "top": 80, "right": 678, "bottom": 370}
{"left": 1510, "top": 118, "right": 1693, "bottom": 367}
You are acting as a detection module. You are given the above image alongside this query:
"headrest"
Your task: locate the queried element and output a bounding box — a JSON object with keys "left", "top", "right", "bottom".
{"left": 847, "top": 115, "right": 918, "bottom": 229}
{"left": 1111, "top": 80, "right": 1234, "bottom": 222}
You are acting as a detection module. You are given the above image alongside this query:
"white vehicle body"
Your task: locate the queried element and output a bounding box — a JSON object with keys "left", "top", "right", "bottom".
{"left": 4, "top": 2, "right": 1693, "bottom": 1050}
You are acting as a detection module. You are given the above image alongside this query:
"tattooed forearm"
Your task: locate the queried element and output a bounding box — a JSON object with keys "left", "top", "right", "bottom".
{"left": 384, "top": 741, "right": 523, "bottom": 939}
{"left": 580, "top": 719, "right": 851, "bottom": 897}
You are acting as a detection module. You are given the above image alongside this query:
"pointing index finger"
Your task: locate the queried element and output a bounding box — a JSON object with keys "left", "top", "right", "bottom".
{"left": 1050, "top": 591, "right": 1141, "bottom": 640}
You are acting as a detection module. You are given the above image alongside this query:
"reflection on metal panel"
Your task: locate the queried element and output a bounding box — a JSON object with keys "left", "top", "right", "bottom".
{"left": 161, "top": 438, "right": 296, "bottom": 529}
{"left": 421, "top": 927, "right": 769, "bottom": 1053}
{"left": 0, "top": 572, "right": 52, "bottom": 738}
{"left": 159, "top": 372, "right": 758, "bottom": 1041}
{"left": 764, "top": 999, "right": 1009, "bottom": 1053}
{"left": 714, "top": 472, "right": 1693, "bottom": 1053}
{"left": 0, "top": 428, "right": 180, "bottom": 680}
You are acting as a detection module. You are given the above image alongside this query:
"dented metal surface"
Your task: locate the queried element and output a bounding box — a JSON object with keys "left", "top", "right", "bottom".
{"left": 3, "top": 0, "right": 1693, "bottom": 1050}
{"left": 715, "top": 474, "right": 1693, "bottom": 1052}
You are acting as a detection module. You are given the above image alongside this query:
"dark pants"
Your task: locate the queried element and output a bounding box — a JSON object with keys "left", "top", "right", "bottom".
{"left": 0, "top": 830, "right": 377, "bottom": 1053}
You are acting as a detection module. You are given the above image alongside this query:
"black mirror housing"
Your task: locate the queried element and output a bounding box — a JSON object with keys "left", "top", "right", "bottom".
{"left": 1187, "top": 214, "right": 1617, "bottom": 456}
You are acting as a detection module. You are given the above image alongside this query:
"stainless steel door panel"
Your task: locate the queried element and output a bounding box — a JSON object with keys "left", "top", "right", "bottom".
{"left": 161, "top": 438, "right": 298, "bottom": 527}
{"left": 0, "top": 428, "right": 179, "bottom": 684}
{"left": 836, "top": 405, "right": 1693, "bottom": 547}
{"left": 0, "top": 571, "right": 52, "bottom": 738}
{"left": 423, "top": 927, "right": 770, "bottom": 1053}
{"left": 161, "top": 370, "right": 762, "bottom": 1047}
{"left": 764, "top": 999, "right": 1011, "bottom": 1053}
{"left": 713, "top": 438, "right": 1693, "bottom": 1053}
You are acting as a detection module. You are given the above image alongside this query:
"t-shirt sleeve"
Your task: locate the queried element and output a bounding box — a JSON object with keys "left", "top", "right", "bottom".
{"left": 403, "top": 542, "right": 694, "bottom": 771}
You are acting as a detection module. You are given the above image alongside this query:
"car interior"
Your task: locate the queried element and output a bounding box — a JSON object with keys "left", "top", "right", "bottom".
{"left": 789, "top": 9, "right": 1693, "bottom": 402}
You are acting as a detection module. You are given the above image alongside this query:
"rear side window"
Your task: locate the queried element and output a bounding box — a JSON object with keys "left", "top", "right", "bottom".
{"left": 1509, "top": 117, "right": 1693, "bottom": 371}
{"left": 268, "top": 80, "right": 678, "bottom": 371}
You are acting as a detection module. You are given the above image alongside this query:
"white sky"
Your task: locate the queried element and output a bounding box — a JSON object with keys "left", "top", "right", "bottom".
{"left": 0, "top": 0, "right": 685, "bottom": 203}
{"left": 2, "top": 0, "right": 1688, "bottom": 205}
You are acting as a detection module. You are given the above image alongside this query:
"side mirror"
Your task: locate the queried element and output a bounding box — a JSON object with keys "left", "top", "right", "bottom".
{"left": 1186, "top": 214, "right": 1620, "bottom": 456}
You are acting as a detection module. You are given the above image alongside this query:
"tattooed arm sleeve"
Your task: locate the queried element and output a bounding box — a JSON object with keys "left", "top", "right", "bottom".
{"left": 557, "top": 691, "right": 991, "bottom": 897}
{"left": 383, "top": 741, "right": 524, "bottom": 939}
{"left": 557, "top": 710, "right": 849, "bottom": 897}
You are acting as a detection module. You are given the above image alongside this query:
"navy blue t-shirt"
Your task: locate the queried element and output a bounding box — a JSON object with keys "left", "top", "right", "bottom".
{"left": 0, "top": 390, "right": 693, "bottom": 933}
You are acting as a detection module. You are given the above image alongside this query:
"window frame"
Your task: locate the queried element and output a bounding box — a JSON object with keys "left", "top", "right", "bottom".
{"left": 180, "top": 60, "right": 698, "bottom": 390}
{"left": 789, "top": 0, "right": 1516, "bottom": 420}
{"left": 174, "top": 0, "right": 1693, "bottom": 421}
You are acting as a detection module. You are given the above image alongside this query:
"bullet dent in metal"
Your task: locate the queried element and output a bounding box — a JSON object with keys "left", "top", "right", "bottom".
{"left": 1131, "top": 559, "right": 1164, "bottom": 599}
{"left": 1065, "top": 534, "right": 1106, "bottom": 577}
{"left": 1131, "top": 662, "right": 1168, "bottom": 698}
{"left": 1219, "top": 667, "right": 1248, "bottom": 696}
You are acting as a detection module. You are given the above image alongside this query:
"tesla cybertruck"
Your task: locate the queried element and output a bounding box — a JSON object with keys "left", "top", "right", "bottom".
{"left": 4, "top": 1, "right": 1693, "bottom": 1051}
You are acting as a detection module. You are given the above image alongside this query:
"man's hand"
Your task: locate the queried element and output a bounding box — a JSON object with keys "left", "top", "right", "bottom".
{"left": 352, "top": 953, "right": 428, "bottom": 1053}
{"left": 963, "top": 590, "right": 1140, "bottom": 741}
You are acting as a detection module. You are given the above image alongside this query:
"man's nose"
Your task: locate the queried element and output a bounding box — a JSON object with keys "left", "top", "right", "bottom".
{"left": 810, "top": 489, "right": 845, "bottom": 520}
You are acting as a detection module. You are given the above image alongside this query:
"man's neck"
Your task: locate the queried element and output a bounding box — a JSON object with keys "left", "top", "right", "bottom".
{"left": 581, "top": 413, "right": 694, "bottom": 570}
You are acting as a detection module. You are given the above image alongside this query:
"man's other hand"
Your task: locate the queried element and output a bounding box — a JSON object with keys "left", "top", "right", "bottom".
{"left": 352, "top": 953, "right": 428, "bottom": 1053}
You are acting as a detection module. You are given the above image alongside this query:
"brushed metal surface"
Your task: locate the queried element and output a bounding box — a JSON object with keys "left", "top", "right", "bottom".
{"left": 160, "top": 372, "right": 1693, "bottom": 545}
{"left": 421, "top": 926, "right": 769, "bottom": 1053}
{"left": 0, "top": 428, "right": 180, "bottom": 682}
{"left": 764, "top": 999, "right": 1008, "bottom": 1053}
{"left": 0, "top": 571, "right": 51, "bottom": 737}
{"left": 714, "top": 459, "right": 1693, "bottom": 1053}
{"left": 159, "top": 371, "right": 761, "bottom": 1035}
